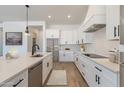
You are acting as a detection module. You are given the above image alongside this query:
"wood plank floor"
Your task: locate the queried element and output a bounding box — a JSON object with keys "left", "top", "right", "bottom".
{"left": 45, "top": 62, "right": 88, "bottom": 87}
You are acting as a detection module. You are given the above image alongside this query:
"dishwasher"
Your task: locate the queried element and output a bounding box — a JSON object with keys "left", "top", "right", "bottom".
{"left": 28, "top": 62, "right": 42, "bottom": 87}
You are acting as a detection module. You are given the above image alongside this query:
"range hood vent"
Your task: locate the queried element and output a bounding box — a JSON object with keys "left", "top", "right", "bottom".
{"left": 81, "top": 6, "right": 106, "bottom": 32}
{"left": 85, "top": 24, "right": 106, "bottom": 32}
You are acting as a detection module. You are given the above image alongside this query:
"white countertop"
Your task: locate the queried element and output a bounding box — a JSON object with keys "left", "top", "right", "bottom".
{"left": 90, "top": 58, "right": 119, "bottom": 73}
{"left": 0, "top": 52, "right": 52, "bottom": 85}
{"left": 74, "top": 51, "right": 119, "bottom": 73}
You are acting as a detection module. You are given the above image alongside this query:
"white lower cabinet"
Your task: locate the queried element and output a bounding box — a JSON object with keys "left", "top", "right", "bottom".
{"left": 1, "top": 70, "right": 28, "bottom": 87}
{"left": 59, "top": 51, "right": 74, "bottom": 62}
{"left": 94, "top": 64, "right": 118, "bottom": 87}
{"left": 74, "top": 52, "right": 119, "bottom": 87}
{"left": 42, "top": 54, "right": 53, "bottom": 85}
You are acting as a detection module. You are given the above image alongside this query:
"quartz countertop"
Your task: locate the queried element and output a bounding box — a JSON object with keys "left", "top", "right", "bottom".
{"left": 0, "top": 52, "right": 52, "bottom": 85}
{"left": 74, "top": 51, "right": 119, "bottom": 73}
{"left": 90, "top": 58, "right": 119, "bottom": 73}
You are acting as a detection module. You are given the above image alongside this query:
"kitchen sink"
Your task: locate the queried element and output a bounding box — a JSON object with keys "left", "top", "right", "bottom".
{"left": 83, "top": 53, "right": 107, "bottom": 58}
{"left": 31, "top": 54, "right": 43, "bottom": 57}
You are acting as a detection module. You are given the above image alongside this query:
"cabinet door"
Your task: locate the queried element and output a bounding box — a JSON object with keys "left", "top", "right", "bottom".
{"left": 59, "top": 51, "right": 74, "bottom": 62}
{"left": 59, "top": 51, "right": 66, "bottom": 62}
{"left": 78, "top": 30, "right": 83, "bottom": 44}
{"left": 46, "top": 29, "right": 60, "bottom": 38}
{"left": 60, "top": 30, "right": 73, "bottom": 44}
{"left": 42, "top": 57, "right": 51, "bottom": 84}
{"left": 72, "top": 30, "right": 78, "bottom": 44}
{"left": 65, "top": 51, "right": 74, "bottom": 62}
{"left": 96, "top": 74, "right": 115, "bottom": 87}
{"left": 1, "top": 70, "right": 28, "bottom": 87}
{"left": 60, "top": 30, "right": 68, "bottom": 44}
{"left": 85, "top": 65, "right": 96, "bottom": 87}
{"left": 106, "top": 5, "right": 120, "bottom": 40}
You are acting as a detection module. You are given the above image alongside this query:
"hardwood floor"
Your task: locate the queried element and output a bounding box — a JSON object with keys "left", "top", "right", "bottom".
{"left": 45, "top": 62, "right": 88, "bottom": 87}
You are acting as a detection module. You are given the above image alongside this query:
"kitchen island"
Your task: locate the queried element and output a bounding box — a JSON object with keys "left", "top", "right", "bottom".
{"left": 0, "top": 52, "right": 52, "bottom": 87}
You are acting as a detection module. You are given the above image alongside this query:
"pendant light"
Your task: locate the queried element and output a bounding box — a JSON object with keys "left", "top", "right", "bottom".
{"left": 25, "top": 5, "right": 30, "bottom": 36}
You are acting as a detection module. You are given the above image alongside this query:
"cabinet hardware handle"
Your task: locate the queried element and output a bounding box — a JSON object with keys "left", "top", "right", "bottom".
{"left": 95, "top": 66, "right": 102, "bottom": 72}
{"left": 98, "top": 76, "right": 100, "bottom": 85}
{"left": 47, "top": 62, "right": 49, "bottom": 67}
{"left": 118, "top": 25, "right": 119, "bottom": 36}
{"left": 65, "top": 41, "right": 68, "bottom": 44}
{"left": 82, "top": 64, "right": 85, "bottom": 67}
{"left": 78, "top": 40, "right": 79, "bottom": 44}
{"left": 76, "top": 57, "right": 78, "bottom": 61}
{"left": 114, "top": 26, "right": 117, "bottom": 37}
{"left": 13, "top": 79, "right": 24, "bottom": 87}
{"left": 95, "top": 75, "right": 98, "bottom": 82}
{"left": 82, "top": 72, "right": 85, "bottom": 76}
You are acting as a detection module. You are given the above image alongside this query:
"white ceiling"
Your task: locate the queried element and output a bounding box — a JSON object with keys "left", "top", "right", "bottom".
{"left": 0, "top": 5, "right": 88, "bottom": 25}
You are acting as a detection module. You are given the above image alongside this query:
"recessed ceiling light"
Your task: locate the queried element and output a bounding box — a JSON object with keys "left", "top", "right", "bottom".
{"left": 67, "top": 15, "right": 71, "bottom": 19}
{"left": 48, "top": 15, "right": 52, "bottom": 19}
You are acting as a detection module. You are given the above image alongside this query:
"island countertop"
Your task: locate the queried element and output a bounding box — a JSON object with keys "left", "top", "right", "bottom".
{"left": 0, "top": 52, "right": 52, "bottom": 85}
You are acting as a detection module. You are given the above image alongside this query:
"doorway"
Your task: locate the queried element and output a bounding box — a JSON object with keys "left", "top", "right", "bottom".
{"left": 27, "top": 26, "right": 43, "bottom": 53}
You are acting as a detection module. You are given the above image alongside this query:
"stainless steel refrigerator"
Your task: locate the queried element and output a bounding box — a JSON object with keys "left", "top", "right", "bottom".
{"left": 120, "top": 5, "right": 124, "bottom": 87}
{"left": 47, "top": 39, "right": 59, "bottom": 62}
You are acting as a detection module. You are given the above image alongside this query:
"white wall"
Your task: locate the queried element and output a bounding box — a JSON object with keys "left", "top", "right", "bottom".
{"left": 3, "top": 22, "right": 27, "bottom": 56}
{"left": 3, "top": 21, "right": 46, "bottom": 56}
{"left": 85, "top": 28, "right": 119, "bottom": 57}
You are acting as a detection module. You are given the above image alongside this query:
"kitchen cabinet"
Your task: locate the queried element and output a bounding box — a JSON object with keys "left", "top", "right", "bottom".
{"left": 1, "top": 70, "right": 28, "bottom": 87}
{"left": 72, "top": 30, "right": 80, "bottom": 44}
{"left": 82, "top": 33, "right": 93, "bottom": 43}
{"left": 42, "top": 54, "right": 53, "bottom": 85}
{"left": 59, "top": 50, "right": 74, "bottom": 62}
{"left": 46, "top": 29, "right": 60, "bottom": 38}
{"left": 78, "top": 29, "right": 83, "bottom": 44}
{"left": 60, "top": 30, "right": 72, "bottom": 44}
{"left": 73, "top": 52, "right": 119, "bottom": 87}
{"left": 106, "top": 5, "right": 120, "bottom": 40}
{"left": 60, "top": 30, "right": 79, "bottom": 44}
{"left": 94, "top": 64, "right": 118, "bottom": 87}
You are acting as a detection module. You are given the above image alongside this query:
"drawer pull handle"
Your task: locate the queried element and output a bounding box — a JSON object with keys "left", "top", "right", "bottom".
{"left": 47, "top": 62, "right": 49, "bottom": 67}
{"left": 82, "top": 72, "right": 85, "bottom": 76}
{"left": 95, "top": 66, "right": 102, "bottom": 72}
{"left": 13, "top": 79, "right": 24, "bottom": 87}
{"left": 95, "top": 75, "right": 98, "bottom": 82}
{"left": 82, "top": 64, "right": 85, "bottom": 67}
{"left": 98, "top": 76, "right": 100, "bottom": 85}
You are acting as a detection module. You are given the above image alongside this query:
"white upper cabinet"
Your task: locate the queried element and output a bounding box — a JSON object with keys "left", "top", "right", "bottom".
{"left": 82, "top": 33, "right": 93, "bottom": 43}
{"left": 46, "top": 29, "right": 60, "bottom": 38}
{"left": 72, "top": 30, "right": 79, "bottom": 44}
{"left": 60, "top": 30, "right": 79, "bottom": 45}
{"left": 77, "top": 29, "right": 83, "bottom": 44}
{"left": 106, "top": 5, "right": 120, "bottom": 40}
{"left": 60, "top": 30, "right": 72, "bottom": 44}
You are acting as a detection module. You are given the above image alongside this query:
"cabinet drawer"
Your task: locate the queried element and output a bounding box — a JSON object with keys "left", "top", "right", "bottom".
{"left": 94, "top": 64, "right": 118, "bottom": 85}
{"left": 1, "top": 70, "right": 28, "bottom": 87}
